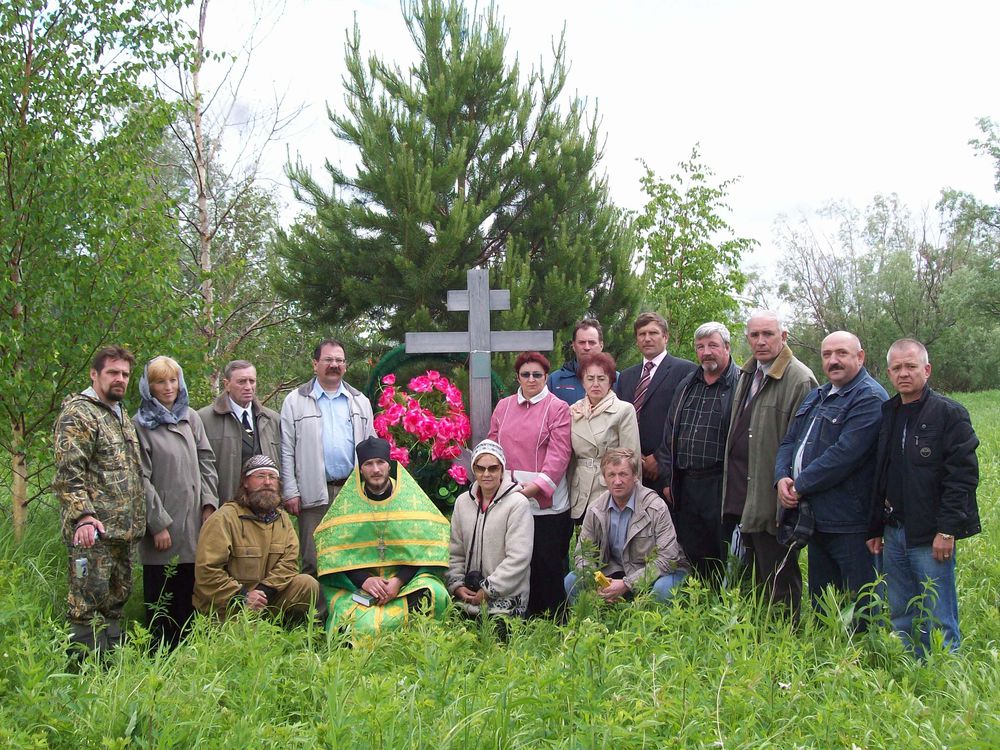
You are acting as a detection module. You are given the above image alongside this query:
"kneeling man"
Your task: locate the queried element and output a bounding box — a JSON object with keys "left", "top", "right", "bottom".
{"left": 566, "top": 448, "right": 689, "bottom": 604}
{"left": 315, "top": 437, "right": 450, "bottom": 633}
{"left": 194, "top": 455, "right": 318, "bottom": 621}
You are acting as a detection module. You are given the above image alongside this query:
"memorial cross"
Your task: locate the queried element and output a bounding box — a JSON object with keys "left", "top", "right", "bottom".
{"left": 405, "top": 268, "right": 553, "bottom": 445}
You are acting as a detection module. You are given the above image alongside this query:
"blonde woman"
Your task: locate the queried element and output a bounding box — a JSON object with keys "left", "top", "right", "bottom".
{"left": 134, "top": 356, "right": 218, "bottom": 648}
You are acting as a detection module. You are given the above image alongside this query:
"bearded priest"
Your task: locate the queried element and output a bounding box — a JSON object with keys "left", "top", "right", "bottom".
{"left": 315, "top": 437, "right": 451, "bottom": 634}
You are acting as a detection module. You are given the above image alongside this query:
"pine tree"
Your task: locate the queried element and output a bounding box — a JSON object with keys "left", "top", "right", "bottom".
{"left": 274, "top": 0, "right": 640, "bottom": 362}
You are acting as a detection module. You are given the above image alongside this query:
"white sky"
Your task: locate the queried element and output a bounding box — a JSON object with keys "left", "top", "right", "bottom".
{"left": 204, "top": 0, "right": 1000, "bottom": 275}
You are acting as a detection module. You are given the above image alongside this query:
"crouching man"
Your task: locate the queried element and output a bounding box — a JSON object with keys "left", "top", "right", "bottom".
{"left": 565, "top": 448, "right": 689, "bottom": 604}
{"left": 194, "top": 455, "right": 318, "bottom": 622}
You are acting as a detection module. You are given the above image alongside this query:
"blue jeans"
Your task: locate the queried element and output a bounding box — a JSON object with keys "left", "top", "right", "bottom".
{"left": 564, "top": 569, "right": 688, "bottom": 604}
{"left": 882, "top": 524, "right": 960, "bottom": 653}
{"left": 807, "top": 530, "right": 878, "bottom": 606}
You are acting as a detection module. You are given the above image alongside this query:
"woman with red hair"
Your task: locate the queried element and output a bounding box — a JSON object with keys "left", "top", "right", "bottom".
{"left": 488, "top": 351, "right": 572, "bottom": 618}
{"left": 567, "top": 352, "right": 640, "bottom": 523}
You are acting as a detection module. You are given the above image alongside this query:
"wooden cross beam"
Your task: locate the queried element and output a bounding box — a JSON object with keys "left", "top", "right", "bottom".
{"left": 405, "top": 268, "right": 553, "bottom": 445}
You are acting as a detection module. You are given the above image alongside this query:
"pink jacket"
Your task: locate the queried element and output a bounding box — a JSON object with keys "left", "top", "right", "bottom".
{"left": 489, "top": 389, "right": 571, "bottom": 509}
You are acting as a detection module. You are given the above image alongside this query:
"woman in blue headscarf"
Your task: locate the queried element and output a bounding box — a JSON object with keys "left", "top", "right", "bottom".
{"left": 134, "top": 356, "right": 218, "bottom": 648}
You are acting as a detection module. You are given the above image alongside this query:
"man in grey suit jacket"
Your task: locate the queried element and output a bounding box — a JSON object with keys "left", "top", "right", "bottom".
{"left": 615, "top": 312, "right": 697, "bottom": 495}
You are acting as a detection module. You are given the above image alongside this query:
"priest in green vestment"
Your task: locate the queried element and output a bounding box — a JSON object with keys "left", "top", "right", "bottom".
{"left": 315, "top": 436, "right": 451, "bottom": 633}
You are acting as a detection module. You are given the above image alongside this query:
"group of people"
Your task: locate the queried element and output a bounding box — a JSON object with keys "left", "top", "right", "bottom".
{"left": 53, "top": 311, "right": 980, "bottom": 656}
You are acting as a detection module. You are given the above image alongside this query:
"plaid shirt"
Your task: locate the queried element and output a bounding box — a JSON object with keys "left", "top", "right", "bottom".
{"left": 675, "top": 369, "right": 728, "bottom": 470}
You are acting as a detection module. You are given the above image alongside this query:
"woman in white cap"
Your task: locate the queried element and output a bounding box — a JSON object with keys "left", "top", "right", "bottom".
{"left": 447, "top": 439, "right": 534, "bottom": 623}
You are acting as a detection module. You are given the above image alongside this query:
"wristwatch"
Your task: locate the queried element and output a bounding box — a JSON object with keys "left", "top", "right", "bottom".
{"left": 938, "top": 533, "right": 954, "bottom": 540}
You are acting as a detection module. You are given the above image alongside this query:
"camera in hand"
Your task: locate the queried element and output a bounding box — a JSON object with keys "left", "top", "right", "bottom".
{"left": 464, "top": 570, "right": 484, "bottom": 591}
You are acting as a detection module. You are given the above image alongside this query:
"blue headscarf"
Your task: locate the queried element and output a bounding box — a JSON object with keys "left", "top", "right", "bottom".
{"left": 135, "top": 357, "right": 191, "bottom": 429}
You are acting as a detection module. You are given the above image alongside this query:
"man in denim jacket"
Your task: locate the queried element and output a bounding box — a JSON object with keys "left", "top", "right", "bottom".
{"left": 775, "top": 331, "right": 888, "bottom": 606}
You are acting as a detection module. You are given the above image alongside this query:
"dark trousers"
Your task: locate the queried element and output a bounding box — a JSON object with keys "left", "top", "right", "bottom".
{"left": 674, "top": 469, "right": 725, "bottom": 583}
{"left": 528, "top": 510, "right": 572, "bottom": 618}
{"left": 143, "top": 563, "right": 196, "bottom": 650}
{"left": 807, "top": 530, "right": 877, "bottom": 614}
{"left": 745, "top": 531, "right": 802, "bottom": 620}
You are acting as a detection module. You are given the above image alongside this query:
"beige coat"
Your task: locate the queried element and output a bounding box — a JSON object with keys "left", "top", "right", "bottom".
{"left": 134, "top": 409, "right": 219, "bottom": 565}
{"left": 198, "top": 392, "right": 281, "bottom": 504}
{"left": 568, "top": 393, "right": 641, "bottom": 520}
{"left": 574, "top": 484, "right": 688, "bottom": 592}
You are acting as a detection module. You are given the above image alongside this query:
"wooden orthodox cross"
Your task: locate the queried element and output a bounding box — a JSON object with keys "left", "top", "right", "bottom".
{"left": 405, "top": 268, "right": 553, "bottom": 445}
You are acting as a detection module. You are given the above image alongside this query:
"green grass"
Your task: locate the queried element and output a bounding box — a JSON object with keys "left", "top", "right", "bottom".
{"left": 2, "top": 392, "right": 998, "bottom": 749}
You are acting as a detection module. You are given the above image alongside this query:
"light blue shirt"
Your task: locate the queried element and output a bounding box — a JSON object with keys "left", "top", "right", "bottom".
{"left": 311, "top": 379, "right": 354, "bottom": 481}
{"left": 607, "top": 490, "right": 637, "bottom": 570}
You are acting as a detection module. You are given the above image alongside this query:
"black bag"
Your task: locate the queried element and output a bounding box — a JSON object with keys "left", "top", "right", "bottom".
{"left": 776, "top": 499, "right": 815, "bottom": 550}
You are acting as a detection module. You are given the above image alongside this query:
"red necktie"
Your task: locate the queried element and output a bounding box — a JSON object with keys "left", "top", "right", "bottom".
{"left": 633, "top": 360, "right": 655, "bottom": 414}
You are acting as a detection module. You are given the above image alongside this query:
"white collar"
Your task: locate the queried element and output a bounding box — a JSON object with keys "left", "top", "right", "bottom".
{"left": 516, "top": 385, "right": 550, "bottom": 405}
{"left": 229, "top": 397, "right": 253, "bottom": 421}
{"left": 644, "top": 350, "right": 668, "bottom": 369}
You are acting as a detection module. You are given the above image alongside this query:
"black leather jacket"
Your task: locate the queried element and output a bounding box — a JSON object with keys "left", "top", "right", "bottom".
{"left": 868, "top": 387, "right": 980, "bottom": 546}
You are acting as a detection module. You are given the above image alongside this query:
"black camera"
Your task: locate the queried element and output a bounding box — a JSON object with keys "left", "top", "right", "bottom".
{"left": 464, "top": 570, "right": 484, "bottom": 591}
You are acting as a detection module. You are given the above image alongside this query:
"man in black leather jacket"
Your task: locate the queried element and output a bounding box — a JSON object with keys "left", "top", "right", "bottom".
{"left": 866, "top": 339, "right": 980, "bottom": 653}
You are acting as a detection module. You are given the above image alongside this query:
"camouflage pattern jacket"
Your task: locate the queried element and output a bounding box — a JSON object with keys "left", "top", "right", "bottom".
{"left": 53, "top": 391, "right": 145, "bottom": 543}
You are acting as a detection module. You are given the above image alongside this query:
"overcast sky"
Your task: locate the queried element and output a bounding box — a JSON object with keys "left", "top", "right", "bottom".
{"left": 205, "top": 0, "right": 1000, "bottom": 274}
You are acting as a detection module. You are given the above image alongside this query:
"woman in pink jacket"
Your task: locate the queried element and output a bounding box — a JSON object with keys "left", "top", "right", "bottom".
{"left": 489, "top": 352, "right": 572, "bottom": 618}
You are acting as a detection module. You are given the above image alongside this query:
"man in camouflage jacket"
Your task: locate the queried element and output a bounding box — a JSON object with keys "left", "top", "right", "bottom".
{"left": 53, "top": 346, "right": 145, "bottom": 655}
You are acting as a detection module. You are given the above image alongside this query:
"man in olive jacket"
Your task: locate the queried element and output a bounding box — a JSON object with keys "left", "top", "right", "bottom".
{"left": 723, "top": 311, "right": 816, "bottom": 618}
{"left": 194, "top": 455, "right": 318, "bottom": 621}
{"left": 198, "top": 360, "right": 281, "bottom": 504}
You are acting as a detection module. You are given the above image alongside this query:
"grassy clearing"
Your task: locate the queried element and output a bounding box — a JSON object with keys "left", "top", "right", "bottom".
{"left": 2, "top": 392, "right": 998, "bottom": 749}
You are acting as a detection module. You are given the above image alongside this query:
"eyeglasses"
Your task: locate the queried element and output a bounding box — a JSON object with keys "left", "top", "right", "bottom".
{"left": 518, "top": 371, "right": 545, "bottom": 380}
{"left": 472, "top": 464, "right": 502, "bottom": 475}
{"left": 318, "top": 357, "right": 346, "bottom": 366}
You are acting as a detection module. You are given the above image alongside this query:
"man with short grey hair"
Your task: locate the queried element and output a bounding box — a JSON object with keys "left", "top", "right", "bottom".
{"left": 656, "top": 322, "right": 739, "bottom": 582}
{"left": 723, "top": 310, "right": 816, "bottom": 617}
{"left": 867, "top": 339, "right": 980, "bottom": 653}
{"left": 199, "top": 360, "right": 281, "bottom": 504}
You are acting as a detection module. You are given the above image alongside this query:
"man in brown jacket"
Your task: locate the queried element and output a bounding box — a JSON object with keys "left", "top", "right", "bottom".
{"left": 198, "top": 360, "right": 281, "bottom": 504}
{"left": 565, "top": 448, "right": 689, "bottom": 604}
{"left": 194, "top": 455, "right": 317, "bottom": 621}
{"left": 723, "top": 310, "right": 816, "bottom": 618}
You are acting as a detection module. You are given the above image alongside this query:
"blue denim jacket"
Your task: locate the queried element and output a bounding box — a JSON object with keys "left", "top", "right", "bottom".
{"left": 775, "top": 368, "right": 888, "bottom": 533}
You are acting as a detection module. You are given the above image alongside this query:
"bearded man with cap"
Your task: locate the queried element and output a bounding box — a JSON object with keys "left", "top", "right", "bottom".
{"left": 447, "top": 439, "right": 534, "bottom": 620}
{"left": 314, "top": 436, "right": 451, "bottom": 634}
{"left": 193, "top": 455, "right": 319, "bottom": 621}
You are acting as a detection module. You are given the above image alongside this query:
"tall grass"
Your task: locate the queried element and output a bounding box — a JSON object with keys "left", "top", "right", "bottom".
{"left": 2, "top": 392, "right": 998, "bottom": 749}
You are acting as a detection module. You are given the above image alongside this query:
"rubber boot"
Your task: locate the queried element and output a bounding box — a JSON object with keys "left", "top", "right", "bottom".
{"left": 67, "top": 622, "right": 97, "bottom": 668}
{"left": 100, "top": 619, "right": 123, "bottom": 653}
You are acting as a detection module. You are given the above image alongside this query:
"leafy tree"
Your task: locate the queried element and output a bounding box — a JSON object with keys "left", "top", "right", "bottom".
{"left": 774, "top": 194, "right": 1000, "bottom": 389}
{"left": 274, "top": 0, "right": 641, "bottom": 368}
{"left": 634, "top": 146, "right": 755, "bottom": 362}
{"left": 153, "top": 0, "right": 303, "bottom": 403}
{"left": 0, "top": 0, "right": 190, "bottom": 539}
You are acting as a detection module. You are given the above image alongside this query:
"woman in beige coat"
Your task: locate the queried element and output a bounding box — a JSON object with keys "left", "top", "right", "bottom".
{"left": 134, "top": 356, "right": 218, "bottom": 648}
{"left": 568, "top": 353, "right": 641, "bottom": 523}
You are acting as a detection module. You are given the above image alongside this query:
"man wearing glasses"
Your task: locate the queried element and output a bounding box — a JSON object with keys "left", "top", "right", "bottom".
{"left": 280, "top": 338, "right": 375, "bottom": 576}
